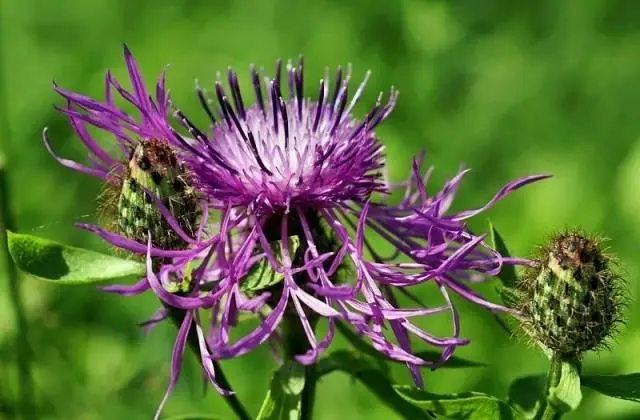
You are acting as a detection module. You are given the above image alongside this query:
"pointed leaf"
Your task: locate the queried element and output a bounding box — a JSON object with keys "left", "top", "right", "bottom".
{"left": 489, "top": 221, "right": 518, "bottom": 289}
{"left": 548, "top": 359, "right": 582, "bottom": 413}
{"left": 165, "top": 416, "right": 227, "bottom": 420}
{"left": 240, "top": 236, "right": 300, "bottom": 293}
{"left": 582, "top": 373, "right": 640, "bottom": 403}
{"left": 507, "top": 375, "right": 546, "bottom": 418}
{"left": 414, "top": 350, "right": 486, "bottom": 368}
{"left": 395, "top": 386, "right": 524, "bottom": 420}
{"left": 313, "top": 350, "right": 431, "bottom": 420}
{"left": 7, "top": 231, "right": 145, "bottom": 284}
{"left": 256, "top": 361, "right": 306, "bottom": 420}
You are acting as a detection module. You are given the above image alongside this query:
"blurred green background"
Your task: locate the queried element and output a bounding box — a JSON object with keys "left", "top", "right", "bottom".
{"left": 1, "top": 0, "right": 639, "bottom": 419}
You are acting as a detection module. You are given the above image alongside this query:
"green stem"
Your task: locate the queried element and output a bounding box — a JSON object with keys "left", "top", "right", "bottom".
{"left": 167, "top": 307, "right": 251, "bottom": 420}
{"left": 535, "top": 356, "right": 564, "bottom": 420}
{"left": 281, "top": 313, "right": 317, "bottom": 420}
{"left": 0, "top": 156, "right": 34, "bottom": 419}
{"left": 300, "top": 365, "right": 316, "bottom": 420}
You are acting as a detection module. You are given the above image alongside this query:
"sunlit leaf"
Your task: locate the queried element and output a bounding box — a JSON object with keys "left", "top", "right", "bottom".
{"left": 7, "top": 231, "right": 145, "bottom": 284}
{"left": 256, "top": 361, "right": 306, "bottom": 420}
{"left": 240, "top": 236, "right": 300, "bottom": 293}
{"left": 582, "top": 373, "right": 640, "bottom": 403}
{"left": 395, "top": 386, "right": 524, "bottom": 420}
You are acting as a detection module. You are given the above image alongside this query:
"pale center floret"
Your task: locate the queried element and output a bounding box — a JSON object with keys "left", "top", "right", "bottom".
{"left": 213, "top": 101, "right": 360, "bottom": 186}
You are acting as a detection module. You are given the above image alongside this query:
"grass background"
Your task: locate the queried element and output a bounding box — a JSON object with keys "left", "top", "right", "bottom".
{"left": 1, "top": 0, "right": 640, "bottom": 419}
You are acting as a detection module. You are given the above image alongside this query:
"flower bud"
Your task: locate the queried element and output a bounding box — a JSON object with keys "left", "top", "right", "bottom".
{"left": 520, "top": 230, "right": 621, "bottom": 356}
{"left": 117, "top": 139, "right": 200, "bottom": 250}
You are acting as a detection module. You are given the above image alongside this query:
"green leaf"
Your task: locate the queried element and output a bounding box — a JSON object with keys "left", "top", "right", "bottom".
{"left": 489, "top": 221, "right": 518, "bottom": 289}
{"left": 507, "top": 375, "right": 546, "bottom": 418}
{"left": 414, "top": 350, "right": 486, "bottom": 368}
{"left": 7, "top": 231, "right": 145, "bottom": 285}
{"left": 336, "top": 321, "right": 485, "bottom": 371}
{"left": 313, "top": 350, "right": 431, "bottom": 420}
{"left": 395, "top": 386, "right": 524, "bottom": 420}
{"left": 240, "top": 236, "right": 300, "bottom": 293}
{"left": 164, "top": 416, "right": 227, "bottom": 420}
{"left": 582, "top": 373, "right": 640, "bottom": 403}
{"left": 548, "top": 359, "right": 582, "bottom": 412}
{"left": 256, "top": 361, "right": 306, "bottom": 420}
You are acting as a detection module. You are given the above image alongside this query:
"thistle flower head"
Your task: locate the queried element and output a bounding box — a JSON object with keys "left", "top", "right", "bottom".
{"left": 180, "top": 59, "right": 393, "bottom": 212}
{"left": 160, "top": 59, "right": 551, "bottom": 384}
{"left": 519, "top": 229, "right": 622, "bottom": 356}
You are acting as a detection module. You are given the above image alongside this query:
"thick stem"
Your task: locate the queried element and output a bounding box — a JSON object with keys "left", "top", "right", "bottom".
{"left": 300, "top": 365, "right": 316, "bottom": 420}
{"left": 281, "top": 314, "right": 317, "bottom": 420}
{"left": 535, "top": 356, "right": 564, "bottom": 420}
{"left": 167, "top": 307, "right": 251, "bottom": 420}
{"left": 1, "top": 159, "right": 34, "bottom": 419}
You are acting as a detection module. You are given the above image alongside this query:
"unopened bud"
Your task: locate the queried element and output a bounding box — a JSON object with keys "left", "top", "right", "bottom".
{"left": 520, "top": 230, "right": 622, "bottom": 356}
{"left": 117, "top": 139, "right": 199, "bottom": 250}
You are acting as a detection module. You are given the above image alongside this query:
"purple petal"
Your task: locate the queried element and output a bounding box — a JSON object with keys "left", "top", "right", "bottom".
{"left": 139, "top": 307, "right": 169, "bottom": 335}
{"left": 154, "top": 310, "right": 193, "bottom": 420}
{"left": 452, "top": 175, "right": 551, "bottom": 221}
{"left": 295, "top": 319, "right": 336, "bottom": 365}
{"left": 145, "top": 241, "right": 218, "bottom": 309}
{"left": 99, "top": 277, "right": 150, "bottom": 296}
{"left": 77, "top": 223, "right": 202, "bottom": 258}
{"left": 193, "top": 311, "right": 232, "bottom": 395}
{"left": 213, "top": 286, "right": 290, "bottom": 359}
{"left": 42, "top": 128, "right": 108, "bottom": 179}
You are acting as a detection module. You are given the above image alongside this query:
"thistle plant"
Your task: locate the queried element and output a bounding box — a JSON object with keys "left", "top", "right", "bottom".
{"left": 6, "top": 46, "right": 639, "bottom": 420}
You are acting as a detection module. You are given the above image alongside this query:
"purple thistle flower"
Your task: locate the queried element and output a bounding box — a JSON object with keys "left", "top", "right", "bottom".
{"left": 43, "top": 46, "right": 550, "bottom": 415}
{"left": 167, "top": 58, "right": 551, "bottom": 385}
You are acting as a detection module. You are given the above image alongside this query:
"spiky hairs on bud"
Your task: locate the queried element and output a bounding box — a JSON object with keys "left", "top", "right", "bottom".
{"left": 519, "top": 229, "right": 623, "bottom": 356}
{"left": 109, "top": 139, "right": 200, "bottom": 251}
{"left": 120, "top": 139, "right": 200, "bottom": 249}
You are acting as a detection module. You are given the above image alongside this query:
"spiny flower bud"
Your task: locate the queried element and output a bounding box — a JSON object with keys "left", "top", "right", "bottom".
{"left": 117, "top": 139, "right": 200, "bottom": 251}
{"left": 520, "top": 230, "right": 622, "bottom": 356}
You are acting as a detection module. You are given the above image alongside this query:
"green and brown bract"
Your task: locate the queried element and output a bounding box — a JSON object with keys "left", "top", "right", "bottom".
{"left": 519, "top": 230, "right": 623, "bottom": 356}
{"left": 116, "top": 139, "right": 200, "bottom": 251}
